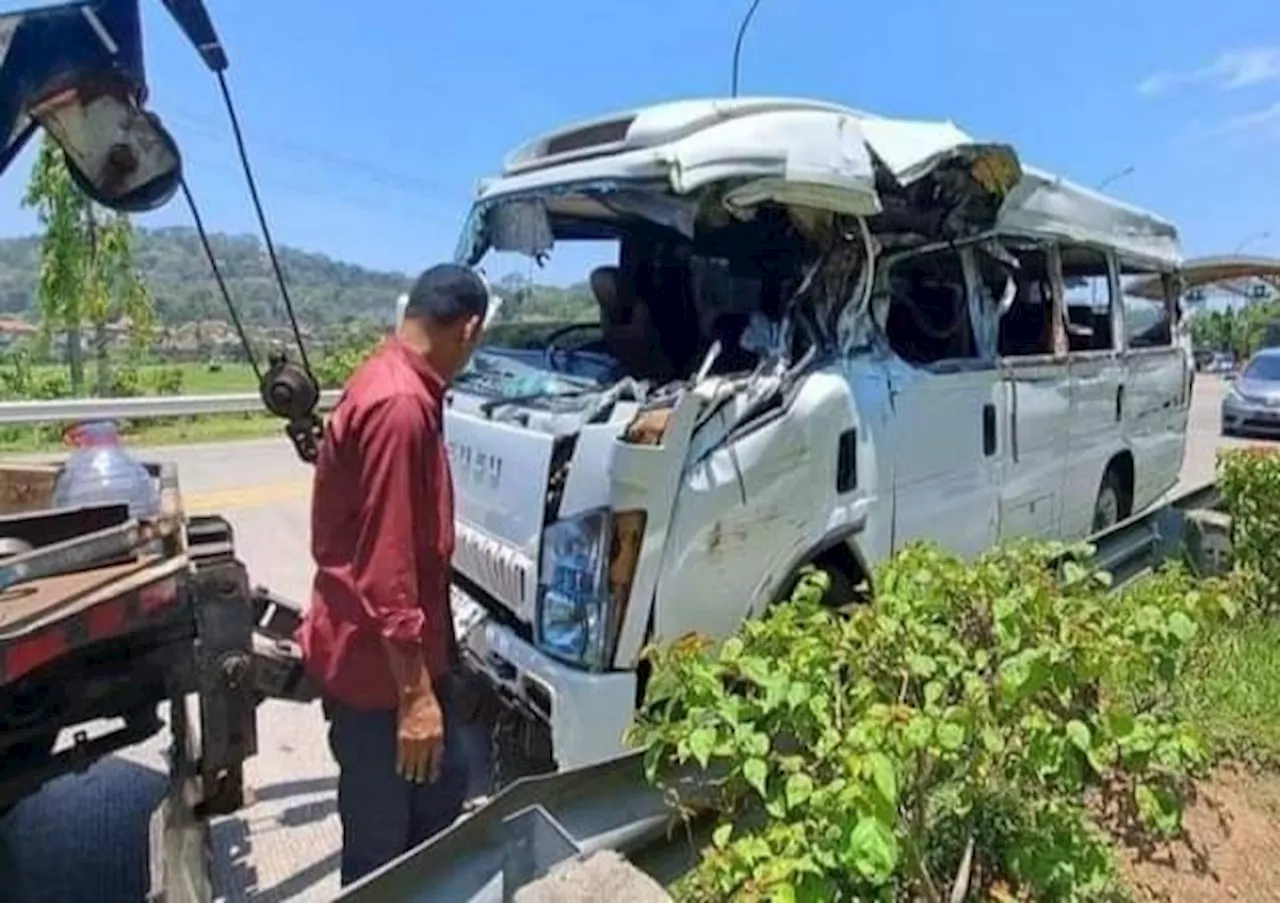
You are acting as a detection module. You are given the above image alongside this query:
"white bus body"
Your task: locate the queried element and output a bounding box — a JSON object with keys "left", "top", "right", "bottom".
{"left": 437, "top": 98, "right": 1194, "bottom": 774}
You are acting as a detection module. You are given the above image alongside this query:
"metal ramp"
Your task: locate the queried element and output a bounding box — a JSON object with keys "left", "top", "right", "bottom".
{"left": 335, "top": 752, "right": 701, "bottom": 902}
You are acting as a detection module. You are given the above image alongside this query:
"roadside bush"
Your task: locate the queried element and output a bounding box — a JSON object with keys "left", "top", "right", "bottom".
{"left": 30, "top": 370, "right": 71, "bottom": 400}
{"left": 1217, "top": 446, "right": 1280, "bottom": 614}
{"left": 315, "top": 337, "right": 379, "bottom": 389}
{"left": 151, "top": 365, "right": 185, "bottom": 396}
{"left": 0, "top": 345, "right": 35, "bottom": 398}
{"left": 629, "top": 542, "right": 1237, "bottom": 903}
{"left": 108, "top": 362, "right": 142, "bottom": 397}
{"left": 313, "top": 328, "right": 383, "bottom": 390}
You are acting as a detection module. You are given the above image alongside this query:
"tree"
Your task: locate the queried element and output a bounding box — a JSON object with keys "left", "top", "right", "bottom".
{"left": 21, "top": 135, "right": 154, "bottom": 395}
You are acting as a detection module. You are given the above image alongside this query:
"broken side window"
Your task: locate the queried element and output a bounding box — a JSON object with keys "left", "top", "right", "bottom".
{"left": 981, "top": 246, "right": 1055, "bottom": 358}
{"left": 1059, "top": 244, "right": 1115, "bottom": 353}
{"left": 882, "top": 247, "right": 979, "bottom": 367}
{"left": 1119, "top": 259, "right": 1176, "bottom": 349}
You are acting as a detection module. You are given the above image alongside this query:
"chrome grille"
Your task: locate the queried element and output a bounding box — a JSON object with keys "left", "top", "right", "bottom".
{"left": 452, "top": 523, "right": 532, "bottom": 612}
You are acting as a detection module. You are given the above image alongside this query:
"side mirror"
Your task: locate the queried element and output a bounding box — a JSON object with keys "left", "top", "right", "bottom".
{"left": 34, "top": 81, "right": 182, "bottom": 213}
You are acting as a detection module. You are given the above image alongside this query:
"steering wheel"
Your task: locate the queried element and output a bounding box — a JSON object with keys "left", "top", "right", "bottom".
{"left": 543, "top": 322, "right": 604, "bottom": 371}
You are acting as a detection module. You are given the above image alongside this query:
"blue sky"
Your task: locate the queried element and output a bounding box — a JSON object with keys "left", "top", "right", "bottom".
{"left": 0, "top": 0, "right": 1278, "bottom": 287}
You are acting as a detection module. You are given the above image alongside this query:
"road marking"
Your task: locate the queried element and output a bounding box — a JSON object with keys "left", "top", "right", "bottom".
{"left": 183, "top": 479, "right": 313, "bottom": 514}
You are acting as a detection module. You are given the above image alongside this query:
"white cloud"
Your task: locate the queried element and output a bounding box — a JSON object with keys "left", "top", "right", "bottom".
{"left": 1212, "top": 101, "right": 1280, "bottom": 136}
{"left": 1186, "top": 101, "right": 1280, "bottom": 143}
{"left": 1138, "top": 47, "right": 1280, "bottom": 96}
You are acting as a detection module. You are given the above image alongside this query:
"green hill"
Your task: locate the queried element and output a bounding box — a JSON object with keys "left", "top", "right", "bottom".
{"left": 0, "top": 225, "right": 595, "bottom": 330}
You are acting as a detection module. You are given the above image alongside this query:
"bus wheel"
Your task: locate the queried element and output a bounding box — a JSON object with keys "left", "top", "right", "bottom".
{"left": 1092, "top": 469, "right": 1124, "bottom": 532}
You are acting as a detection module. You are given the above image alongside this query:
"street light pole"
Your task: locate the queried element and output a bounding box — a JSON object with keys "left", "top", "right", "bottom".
{"left": 1098, "top": 164, "right": 1136, "bottom": 190}
{"left": 1234, "top": 231, "right": 1272, "bottom": 255}
{"left": 730, "top": 0, "right": 764, "bottom": 98}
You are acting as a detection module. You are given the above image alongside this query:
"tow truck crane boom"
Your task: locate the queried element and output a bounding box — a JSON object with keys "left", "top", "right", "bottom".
{"left": 1, "top": 0, "right": 325, "bottom": 463}
{"left": 0, "top": 5, "right": 318, "bottom": 900}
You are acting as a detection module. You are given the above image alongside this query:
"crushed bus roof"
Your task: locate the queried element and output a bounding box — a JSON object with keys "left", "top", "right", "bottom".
{"left": 472, "top": 96, "right": 1182, "bottom": 268}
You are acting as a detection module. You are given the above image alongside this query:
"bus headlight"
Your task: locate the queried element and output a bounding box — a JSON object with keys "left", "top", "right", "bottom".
{"left": 536, "top": 508, "right": 646, "bottom": 670}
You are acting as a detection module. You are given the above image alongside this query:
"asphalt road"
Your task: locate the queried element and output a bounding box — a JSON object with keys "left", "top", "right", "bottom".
{"left": 0, "top": 375, "right": 1260, "bottom": 903}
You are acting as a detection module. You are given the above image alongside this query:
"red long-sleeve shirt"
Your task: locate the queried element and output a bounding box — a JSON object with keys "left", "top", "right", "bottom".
{"left": 298, "top": 337, "right": 457, "bottom": 711}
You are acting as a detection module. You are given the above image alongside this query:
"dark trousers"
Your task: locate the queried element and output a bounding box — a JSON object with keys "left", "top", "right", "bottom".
{"left": 325, "top": 681, "right": 480, "bottom": 887}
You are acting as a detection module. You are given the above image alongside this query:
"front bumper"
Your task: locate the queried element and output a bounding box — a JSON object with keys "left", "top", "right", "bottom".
{"left": 450, "top": 584, "right": 637, "bottom": 771}
{"left": 1221, "top": 396, "right": 1280, "bottom": 435}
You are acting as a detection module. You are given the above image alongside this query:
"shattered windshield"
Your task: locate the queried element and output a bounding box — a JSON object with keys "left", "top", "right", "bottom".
{"left": 451, "top": 239, "right": 619, "bottom": 402}
{"left": 449, "top": 180, "right": 872, "bottom": 404}
{"left": 450, "top": 187, "right": 808, "bottom": 402}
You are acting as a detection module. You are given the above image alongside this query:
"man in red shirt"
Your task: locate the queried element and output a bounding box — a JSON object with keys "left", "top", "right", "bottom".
{"left": 299, "top": 263, "right": 489, "bottom": 886}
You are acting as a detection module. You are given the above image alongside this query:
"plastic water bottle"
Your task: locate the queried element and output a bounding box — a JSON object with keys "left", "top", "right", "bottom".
{"left": 52, "top": 420, "right": 161, "bottom": 519}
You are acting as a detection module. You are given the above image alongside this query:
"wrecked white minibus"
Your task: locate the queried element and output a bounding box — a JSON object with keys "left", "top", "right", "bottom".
{"left": 439, "top": 98, "right": 1193, "bottom": 777}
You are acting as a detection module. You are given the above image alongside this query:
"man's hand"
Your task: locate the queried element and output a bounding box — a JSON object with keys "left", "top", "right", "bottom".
{"left": 396, "top": 686, "right": 445, "bottom": 783}
{"left": 382, "top": 638, "right": 446, "bottom": 784}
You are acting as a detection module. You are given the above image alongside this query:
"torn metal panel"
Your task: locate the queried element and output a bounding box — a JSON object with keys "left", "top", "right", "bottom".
{"left": 665, "top": 108, "right": 880, "bottom": 212}
{"left": 996, "top": 166, "right": 1181, "bottom": 268}
{"left": 856, "top": 115, "right": 977, "bottom": 183}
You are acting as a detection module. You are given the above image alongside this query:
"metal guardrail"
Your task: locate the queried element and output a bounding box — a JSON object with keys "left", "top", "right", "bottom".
{"left": 0, "top": 391, "right": 343, "bottom": 426}
{"left": 340, "top": 479, "right": 1228, "bottom": 903}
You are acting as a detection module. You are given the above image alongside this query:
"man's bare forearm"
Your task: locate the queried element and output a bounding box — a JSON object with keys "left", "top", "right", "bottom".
{"left": 381, "top": 638, "right": 437, "bottom": 704}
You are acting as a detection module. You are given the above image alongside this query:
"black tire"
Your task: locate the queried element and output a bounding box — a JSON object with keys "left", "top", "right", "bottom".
{"left": 1092, "top": 467, "right": 1126, "bottom": 532}
{"left": 821, "top": 566, "right": 864, "bottom": 611}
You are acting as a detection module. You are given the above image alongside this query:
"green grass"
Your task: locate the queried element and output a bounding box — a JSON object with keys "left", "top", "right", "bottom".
{"left": 28, "top": 361, "right": 259, "bottom": 394}
{"left": 1177, "top": 615, "right": 1280, "bottom": 767}
{"left": 0, "top": 412, "right": 282, "bottom": 454}
{"left": 0, "top": 361, "right": 272, "bottom": 453}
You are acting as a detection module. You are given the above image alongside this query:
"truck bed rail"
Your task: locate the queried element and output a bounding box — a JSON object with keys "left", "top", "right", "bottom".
{"left": 338, "top": 480, "right": 1229, "bottom": 902}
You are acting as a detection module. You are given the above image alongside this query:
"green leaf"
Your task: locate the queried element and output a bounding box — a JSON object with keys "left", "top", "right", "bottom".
{"left": 844, "top": 817, "right": 900, "bottom": 882}
{"left": 719, "top": 636, "right": 744, "bottom": 663}
{"left": 998, "top": 648, "right": 1045, "bottom": 698}
{"left": 768, "top": 884, "right": 797, "bottom": 903}
{"left": 1066, "top": 719, "right": 1092, "bottom": 753}
{"left": 1062, "top": 560, "right": 1088, "bottom": 585}
{"left": 712, "top": 822, "right": 733, "bottom": 849}
{"left": 1106, "top": 709, "right": 1135, "bottom": 740}
{"left": 1166, "top": 611, "right": 1198, "bottom": 643}
{"left": 740, "top": 656, "right": 772, "bottom": 686}
{"left": 743, "top": 757, "right": 769, "bottom": 799}
{"left": 980, "top": 726, "right": 1006, "bottom": 754}
{"left": 1135, "top": 782, "right": 1183, "bottom": 835}
{"left": 785, "top": 772, "right": 814, "bottom": 809}
{"left": 904, "top": 715, "right": 933, "bottom": 750}
{"left": 688, "top": 727, "right": 716, "bottom": 769}
{"left": 866, "top": 752, "right": 898, "bottom": 807}
{"left": 936, "top": 721, "right": 965, "bottom": 752}
{"left": 906, "top": 653, "right": 937, "bottom": 678}
{"left": 787, "top": 680, "right": 812, "bottom": 709}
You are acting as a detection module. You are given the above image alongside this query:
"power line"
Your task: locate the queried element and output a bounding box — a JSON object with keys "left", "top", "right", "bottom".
{"left": 160, "top": 106, "right": 460, "bottom": 204}
{"left": 172, "top": 135, "right": 449, "bottom": 220}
